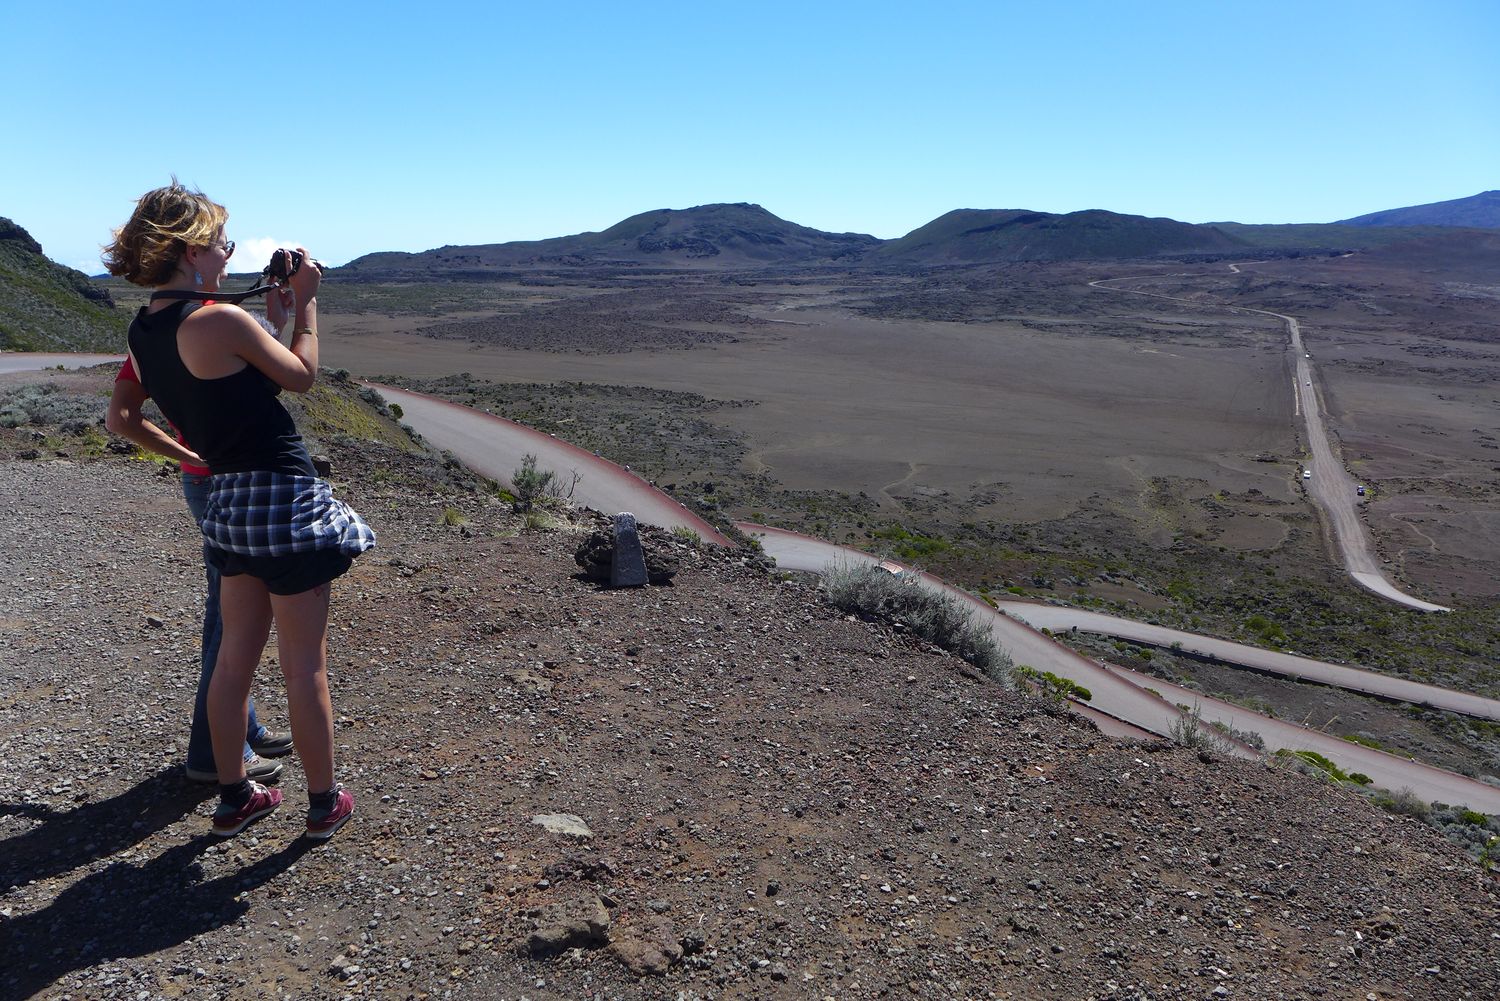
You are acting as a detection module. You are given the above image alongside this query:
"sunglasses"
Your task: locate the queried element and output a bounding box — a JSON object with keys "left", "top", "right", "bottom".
{"left": 218, "top": 239, "right": 236, "bottom": 257}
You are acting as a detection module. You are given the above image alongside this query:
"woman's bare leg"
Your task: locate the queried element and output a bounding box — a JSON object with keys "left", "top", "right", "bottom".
{"left": 271, "top": 581, "right": 335, "bottom": 793}
{"left": 210, "top": 574, "right": 273, "bottom": 784}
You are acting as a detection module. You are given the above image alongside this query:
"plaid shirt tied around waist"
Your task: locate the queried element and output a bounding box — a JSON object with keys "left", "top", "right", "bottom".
{"left": 202, "top": 471, "right": 377, "bottom": 558}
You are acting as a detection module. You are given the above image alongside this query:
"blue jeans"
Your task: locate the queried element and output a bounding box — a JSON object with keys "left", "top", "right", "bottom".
{"left": 182, "top": 474, "right": 262, "bottom": 770}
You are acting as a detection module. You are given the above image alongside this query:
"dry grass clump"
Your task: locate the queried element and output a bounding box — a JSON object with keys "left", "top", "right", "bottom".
{"left": 820, "top": 563, "right": 1012, "bottom": 684}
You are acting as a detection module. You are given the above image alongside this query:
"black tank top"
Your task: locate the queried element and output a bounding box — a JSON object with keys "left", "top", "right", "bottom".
{"left": 127, "top": 301, "right": 315, "bottom": 476}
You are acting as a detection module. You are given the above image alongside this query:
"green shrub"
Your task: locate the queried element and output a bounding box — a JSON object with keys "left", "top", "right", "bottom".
{"left": 1370, "top": 787, "right": 1431, "bottom": 820}
{"left": 1015, "top": 664, "right": 1091, "bottom": 703}
{"left": 821, "top": 563, "right": 1011, "bottom": 684}
{"left": 511, "top": 453, "right": 555, "bottom": 512}
{"left": 439, "top": 507, "right": 465, "bottom": 527}
{"left": 0, "top": 383, "right": 101, "bottom": 428}
{"left": 872, "top": 524, "right": 952, "bottom": 560}
{"left": 510, "top": 453, "right": 580, "bottom": 512}
{"left": 1244, "top": 614, "right": 1286, "bottom": 643}
{"left": 1286, "top": 749, "right": 1350, "bottom": 781}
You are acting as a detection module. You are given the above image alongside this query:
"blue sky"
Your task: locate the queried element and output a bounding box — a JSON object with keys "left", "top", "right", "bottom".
{"left": 6, "top": 1, "right": 1496, "bottom": 273}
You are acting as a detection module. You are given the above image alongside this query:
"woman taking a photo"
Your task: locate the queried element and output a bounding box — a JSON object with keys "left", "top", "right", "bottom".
{"left": 104, "top": 180, "right": 373, "bottom": 841}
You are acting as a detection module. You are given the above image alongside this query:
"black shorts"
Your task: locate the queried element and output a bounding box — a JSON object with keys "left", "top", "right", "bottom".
{"left": 206, "top": 546, "right": 354, "bottom": 595}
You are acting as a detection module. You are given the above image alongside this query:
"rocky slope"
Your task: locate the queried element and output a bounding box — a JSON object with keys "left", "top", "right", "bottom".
{"left": 0, "top": 218, "right": 124, "bottom": 353}
{"left": 1, "top": 366, "right": 1498, "bottom": 1000}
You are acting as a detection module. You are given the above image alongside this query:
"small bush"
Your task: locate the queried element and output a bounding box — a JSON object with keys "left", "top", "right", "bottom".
{"left": 871, "top": 524, "right": 951, "bottom": 560}
{"left": 1370, "top": 786, "right": 1431, "bottom": 819}
{"left": 0, "top": 383, "right": 101, "bottom": 428}
{"left": 1170, "top": 703, "right": 1230, "bottom": 753}
{"left": 439, "top": 507, "right": 465, "bottom": 527}
{"left": 1286, "top": 749, "right": 1351, "bottom": 782}
{"left": 511, "top": 454, "right": 555, "bottom": 512}
{"left": 821, "top": 564, "right": 1011, "bottom": 684}
{"left": 1015, "top": 664, "right": 1091, "bottom": 703}
{"left": 670, "top": 525, "right": 701, "bottom": 548}
{"left": 510, "top": 454, "right": 581, "bottom": 513}
{"left": 1209, "top": 720, "right": 1266, "bottom": 752}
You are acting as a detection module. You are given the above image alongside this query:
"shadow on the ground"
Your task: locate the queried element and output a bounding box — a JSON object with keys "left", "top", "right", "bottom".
{"left": 0, "top": 766, "right": 213, "bottom": 889}
{"left": 0, "top": 833, "right": 315, "bottom": 1000}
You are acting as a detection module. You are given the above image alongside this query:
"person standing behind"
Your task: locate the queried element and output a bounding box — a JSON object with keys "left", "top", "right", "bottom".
{"left": 106, "top": 359, "right": 293, "bottom": 784}
{"left": 104, "top": 180, "right": 373, "bottom": 841}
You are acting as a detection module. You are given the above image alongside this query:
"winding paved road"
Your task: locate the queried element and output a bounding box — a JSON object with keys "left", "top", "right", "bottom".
{"left": 996, "top": 602, "right": 1500, "bottom": 721}
{"left": 1088, "top": 274, "right": 1449, "bottom": 612}
{"left": 741, "top": 524, "right": 1500, "bottom": 811}
{"left": 371, "top": 385, "right": 733, "bottom": 546}
{"left": 9, "top": 354, "right": 1498, "bottom": 809}
{"left": 0, "top": 352, "right": 124, "bottom": 374}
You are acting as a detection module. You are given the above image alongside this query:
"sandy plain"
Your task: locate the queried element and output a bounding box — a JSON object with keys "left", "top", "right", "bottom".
{"left": 320, "top": 268, "right": 1303, "bottom": 552}
{"left": 1106, "top": 254, "right": 1500, "bottom": 600}
{"left": 316, "top": 252, "right": 1500, "bottom": 601}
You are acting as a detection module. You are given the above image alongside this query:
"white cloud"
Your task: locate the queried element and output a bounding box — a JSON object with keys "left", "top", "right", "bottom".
{"left": 230, "top": 237, "right": 289, "bottom": 277}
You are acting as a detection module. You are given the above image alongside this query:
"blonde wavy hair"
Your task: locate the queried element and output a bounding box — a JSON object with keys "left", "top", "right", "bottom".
{"left": 102, "top": 179, "right": 228, "bottom": 287}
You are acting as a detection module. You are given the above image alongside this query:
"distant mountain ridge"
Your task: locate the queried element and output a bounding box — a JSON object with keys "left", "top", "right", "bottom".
{"left": 0, "top": 217, "right": 124, "bottom": 352}
{"left": 344, "top": 203, "right": 879, "bottom": 276}
{"left": 342, "top": 196, "right": 1500, "bottom": 277}
{"left": 1337, "top": 190, "right": 1500, "bottom": 229}
{"left": 873, "top": 208, "right": 1246, "bottom": 263}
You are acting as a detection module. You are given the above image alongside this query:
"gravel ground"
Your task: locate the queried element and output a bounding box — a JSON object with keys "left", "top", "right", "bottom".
{"left": 2, "top": 403, "right": 1500, "bottom": 1000}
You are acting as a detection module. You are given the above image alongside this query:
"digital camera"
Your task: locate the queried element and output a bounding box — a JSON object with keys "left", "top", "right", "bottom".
{"left": 264, "top": 248, "right": 323, "bottom": 283}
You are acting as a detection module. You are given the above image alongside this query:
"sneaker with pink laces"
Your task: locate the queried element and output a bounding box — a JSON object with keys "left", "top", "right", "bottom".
{"left": 212, "top": 781, "right": 283, "bottom": 837}
{"left": 304, "top": 785, "right": 354, "bottom": 841}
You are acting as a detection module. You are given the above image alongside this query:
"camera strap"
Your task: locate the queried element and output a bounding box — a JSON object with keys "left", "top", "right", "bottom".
{"left": 150, "top": 282, "right": 280, "bottom": 305}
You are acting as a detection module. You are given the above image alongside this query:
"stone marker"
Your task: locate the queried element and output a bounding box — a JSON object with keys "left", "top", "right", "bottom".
{"left": 611, "top": 512, "right": 649, "bottom": 587}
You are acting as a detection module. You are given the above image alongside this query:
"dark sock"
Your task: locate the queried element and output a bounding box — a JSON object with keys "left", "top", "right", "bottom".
{"left": 309, "top": 787, "right": 337, "bottom": 812}
{"left": 220, "top": 779, "right": 252, "bottom": 809}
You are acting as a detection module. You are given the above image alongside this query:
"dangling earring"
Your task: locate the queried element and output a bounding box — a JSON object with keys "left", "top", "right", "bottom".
{"left": 193, "top": 269, "right": 204, "bottom": 287}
